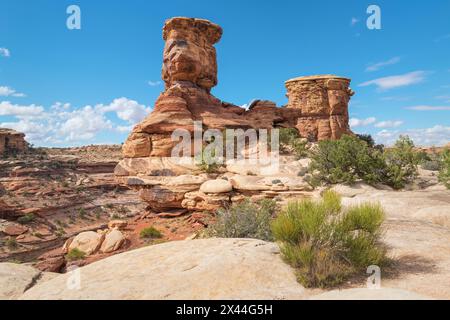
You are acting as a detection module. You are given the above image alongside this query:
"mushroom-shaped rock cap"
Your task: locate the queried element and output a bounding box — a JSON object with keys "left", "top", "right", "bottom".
{"left": 163, "top": 17, "right": 223, "bottom": 44}
{"left": 285, "top": 74, "right": 351, "bottom": 84}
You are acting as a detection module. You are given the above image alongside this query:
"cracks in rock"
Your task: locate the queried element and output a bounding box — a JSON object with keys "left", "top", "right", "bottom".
{"left": 23, "top": 271, "right": 44, "bottom": 293}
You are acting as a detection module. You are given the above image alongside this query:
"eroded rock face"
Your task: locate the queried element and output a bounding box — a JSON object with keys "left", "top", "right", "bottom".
{"left": 0, "top": 128, "right": 28, "bottom": 155}
{"left": 117, "top": 17, "right": 353, "bottom": 211}
{"left": 285, "top": 75, "right": 354, "bottom": 140}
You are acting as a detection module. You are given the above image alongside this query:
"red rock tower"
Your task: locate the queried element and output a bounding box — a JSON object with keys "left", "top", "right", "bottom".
{"left": 285, "top": 75, "right": 354, "bottom": 140}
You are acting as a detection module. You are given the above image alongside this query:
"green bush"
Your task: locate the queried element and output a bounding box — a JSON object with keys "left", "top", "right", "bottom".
{"left": 439, "top": 149, "right": 450, "bottom": 189}
{"left": 382, "top": 136, "right": 419, "bottom": 189}
{"left": 196, "top": 147, "right": 221, "bottom": 173}
{"left": 272, "top": 190, "right": 387, "bottom": 288}
{"left": 17, "top": 213, "right": 35, "bottom": 225}
{"left": 6, "top": 237, "right": 18, "bottom": 250}
{"left": 207, "top": 199, "right": 277, "bottom": 241}
{"left": 66, "top": 248, "right": 86, "bottom": 261}
{"left": 279, "top": 128, "right": 308, "bottom": 158}
{"left": 309, "top": 134, "right": 419, "bottom": 189}
{"left": 140, "top": 226, "right": 163, "bottom": 239}
{"left": 308, "top": 134, "right": 386, "bottom": 186}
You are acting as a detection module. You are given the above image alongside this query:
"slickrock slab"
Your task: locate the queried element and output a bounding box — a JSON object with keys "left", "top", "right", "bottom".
{"left": 310, "top": 288, "right": 432, "bottom": 300}
{"left": 20, "top": 238, "right": 307, "bottom": 300}
{"left": 0, "top": 263, "right": 57, "bottom": 300}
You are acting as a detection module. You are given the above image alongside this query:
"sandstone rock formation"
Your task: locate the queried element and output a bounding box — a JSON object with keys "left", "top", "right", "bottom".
{"left": 285, "top": 75, "right": 354, "bottom": 140}
{"left": 115, "top": 17, "right": 353, "bottom": 211}
{"left": 20, "top": 238, "right": 307, "bottom": 300}
{"left": 119, "top": 17, "right": 353, "bottom": 161}
{"left": 0, "top": 263, "right": 57, "bottom": 300}
{"left": 0, "top": 128, "right": 28, "bottom": 155}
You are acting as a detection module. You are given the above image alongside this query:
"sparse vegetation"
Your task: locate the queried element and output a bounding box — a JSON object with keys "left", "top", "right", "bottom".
{"left": 17, "top": 213, "right": 35, "bottom": 225}
{"left": 66, "top": 248, "right": 86, "bottom": 261}
{"left": 6, "top": 237, "right": 18, "bottom": 250}
{"left": 78, "top": 208, "right": 87, "bottom": 219}
{"left": 279, "top": 128, "right": 308, "bottom": 158}
{"left": 196, "top": 147, "right": 221, "bottom": 173}
{"left": 207, "top": 199, "right": 277, "bottom": 241}
{"left": 140, "top": 226, "right": 163, "bottom": 239}
{"left": 439, "top": 149, "right": 450, "bottom": 189}
{"left": 272, "top": 190, "right": 387, "bottom": 288}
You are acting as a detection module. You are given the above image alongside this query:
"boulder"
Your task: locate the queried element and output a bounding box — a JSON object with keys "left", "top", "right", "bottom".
{"left": 20, "top": 238, "right": 306, "bottom": 300}
{"left": 108, "top": 220, "right": 128, "bottom": 230}
{"left": 100, "top": 229, "right": 125, "bottom": 253}
{"left": 199, "top": 179, "right": 232, "bottom": 193}
{"left": 68, "top": 231, "right": 105, "bottom": 256}
{"left": 0, "top": 221, "right": 28, "bottom": 236}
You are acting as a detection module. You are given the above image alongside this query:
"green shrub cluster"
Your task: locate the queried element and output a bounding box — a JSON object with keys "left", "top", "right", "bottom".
{"left": 279, "top": 128, "right": 308, "bottom": 158}
{"left": 272, "top": 190, "right": 387, "bottom": 288}
{"left": 65, "top": 248, "right": 86, "bottom": 261}
{"left": 207, "top": 199, "right": 277, "bottom": 241}
{"left": 17, "top": 213, "right": 35, "bottom": 225}
{"left": 308, "top": 134, "right": 419, "bottom": 189}
{"left": 196, "top": 147, "right": 221, "bottom": 173}
{"left": 140, "top": 226, "right": 163, "bottom": 239}
{"left": 438, "top": 149, "right": 450, "bottom": 189}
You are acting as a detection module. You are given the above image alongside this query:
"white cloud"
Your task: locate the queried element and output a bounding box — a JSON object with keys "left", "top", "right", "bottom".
{"left": 349, "top": 117, "right": 376, "bottom": 127}
{"left": 148, "top": 80, "right": 162, "bottom": 87}
{"left": 434, "top": 95, "right": 450, "bottom": 103}
{"left": 406, "top": 105, "right": 450, "bottom": 111}
{"left": 116, "top": 125, "right": 133, "bottom": 133}
{"left": 374, "top": 120, "right": 403, "bottom": 128}
{"left": 0, "top": 97, "right": 150, "bottom": 146}
{"left": 0, "top": 101, "right": 44, "bottom": 117}
{"left": 359, "top": 71, "right": 426, "bottom": 90}
{"left": 350, "top": 17, "right": 359, "bottom": 26}
{"left": 0, "top": 48, "right": 10, "bottom": 57}
{"left": 0, "top": 86, "right": 25, "bottom": 97}
{"left": 375, "top": 125, "right": 450, "bottom": 146}
{"left": 365, "top": 57, "right": 401, "bottom": 72}
{"left": 96, "top": 97, "right": 150, "bottom": 123}
{"left": 380, "top": 96, "right": 411, "bottom": 102}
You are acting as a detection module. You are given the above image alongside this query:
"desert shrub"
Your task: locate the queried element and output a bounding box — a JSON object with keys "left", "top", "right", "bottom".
{"left": 279, "top": 128, "right": 300, "bottom": 146}
{"left": 66, "top": 248, "right": 86, "bottom": 261}
{"left": 308, "top": 134, "right": 386, "bottom": 186}
{"left": 196, "top": 147, "right": 221, "bottom": 173}
{"left": 272, "top": 190, "right": 387, "bottom": 288}
{"left": 17, "top": 213, "right": 35, "bottom": 225}
{"left": 309, "top": 135, "right": 420, "bottom": 189}
{"left": 140, "top": 226, "right": 163, "bottom": 239}
{"left": 6, "top": 237, "right": 18, "bottom": 250}
{"left": 382, "top": 136, "right": 419, "bottom": 189}
{"left": 421, "top": 160, "right": 442, "bottom": 171}
{"left": 439, "top": 149, "right": 450, "bottom": 189}
{"left": 279, "top": 128, "right": 308, "bottom": 158}
{"left": 207, "top": 199, "right": 277, "bottom": 241}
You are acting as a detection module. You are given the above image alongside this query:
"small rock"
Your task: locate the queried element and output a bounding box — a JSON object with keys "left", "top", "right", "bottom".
{"left": 108, "top": 220, "right": 128, "bottom": 230}
{"left": 199, "top": 179, "right": 232, "bottom": 193}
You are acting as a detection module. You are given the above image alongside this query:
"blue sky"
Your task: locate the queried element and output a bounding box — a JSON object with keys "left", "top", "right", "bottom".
{"left": 1, "top": 0, "right": 449, "bottom": 146}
